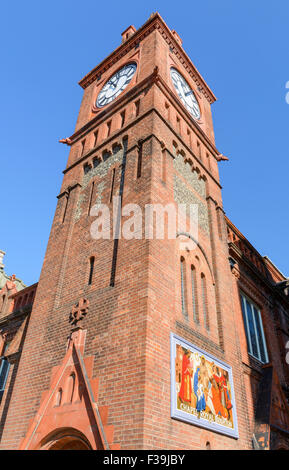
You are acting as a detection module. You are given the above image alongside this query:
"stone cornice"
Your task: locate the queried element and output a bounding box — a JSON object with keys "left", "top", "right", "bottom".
{"left": 63, "top": 109, "right": 154, "bottom": 174}
{"left": 78, "top": 13, "right": 216, "bottom": 104}
{"left": 63, "top": 107, "right": 222, "bottom": 190}
{"left": 56, "top": 182, "right": 82, "bottom": 199}
{"left": 229, "top": 242, "right": 289, "bottom": 308}
{"left": 0, "top": 308, "right": 29, "bottom": 327}
{"left": 229, "top": 242, "right": 271, "bottom": 291}
{"left": 66, "top": 67, "right": 158, "bottom": 145}
{"left": 226, "top": 216, "right": 266, "bottom": 264}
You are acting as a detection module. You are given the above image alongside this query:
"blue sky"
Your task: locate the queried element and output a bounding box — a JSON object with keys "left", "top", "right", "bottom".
{"left": 1, "top": 1, "right": 289, "bottom": 285}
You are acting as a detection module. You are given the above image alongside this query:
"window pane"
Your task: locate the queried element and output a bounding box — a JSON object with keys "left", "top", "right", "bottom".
{"left": 245, "top": 300, "right": 258, "bottom": 357}
{"left": 241, "top": 296, "right": 251, "bottom": 353}
{"left": 0, "top": 359, "right": 10, "bottom": 391}
{"left": 253, "top": 306, "right": 267, "bottom": 363}
{"left": 240, "top": 294, "right": 268, "bottom": 363}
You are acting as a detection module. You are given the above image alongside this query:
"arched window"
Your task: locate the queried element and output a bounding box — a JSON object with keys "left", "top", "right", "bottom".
{"left": 180, "top": 258, "right": 187, "bottom": 317}
{"left": 93, "top": 130, "right": 98, "bottom": 147}
{"left": 88, "top": 257, "right": 95, "bottom": 285}
{"left": 109, "top": 168, "right": 116, "bottom": 203}
{"left": 62, "top": 192, "right": 69, "bottom": 223}
{"left": 134, "top": 100, "right": 140, "bottom": 117}
{"left": 137, "top": 140, "right": 143, "bottom": 178}
{"left": 206, "top": 441, "right": 211, "bottom": 450}
{"left": 80, "top": 139, "right": 86, "bottom": 157}
{"left": 120, "top": 110, "right": 126, "bottom": 128}
{"left": 172, "top": 141, "right": 178, "bottom": 157}
{"left": 161, "top": 149, "right": 166, "bottom": 183}
{"left": 191, "top": 266, "right": 198, "bottom": 323}
{"left": 88, "top": 181, "right": 95, "bottom": 215}
{"left": 165, "top": 102, "right": 170, "bottom": 121}
{"left": 66, "top": 373, "right": 75, "bottom": 403}
{"left": 201, "top": 273, "right": 209, "bottom": 330}
{"left": 55, "top": 388, "right": 62, "bottom": 407}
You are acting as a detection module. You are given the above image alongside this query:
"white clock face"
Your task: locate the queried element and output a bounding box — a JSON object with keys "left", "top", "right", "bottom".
{"left": 96, "top": 63, "right": 137, "bottom": 108}
{"left": 170, "top": 68, "right": 201, "bottom": 120}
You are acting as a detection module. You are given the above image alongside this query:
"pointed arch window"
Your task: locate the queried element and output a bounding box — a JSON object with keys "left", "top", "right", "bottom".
{"left": 109, "top": 168, "right": 116, "bottom": 203}
{"left": 180, "top": 258, "right": 188, "bottom": 318}
{"left": 88, "top": 257, "right": 95, "bottom": 285}
{"left": 80, "top": 139, "right": 86, "bottom": 157}
{"left": 201, "top": 273, "right": 209, "bottom": 330}
{"left": 191, "top": 266, "right": 198, "bottom": 323}
{"left": 120, "top": 110, "right": 126, "bottom": 128}
{"left": 93, "top": 130, "right": 98, "bottom": 147}
{"left": 134, "top": 99, "right": 140, "bottom": 117}
{"left": 137, "top": 140, "right": 143, "bottom": 178}
{"left": 161, "top": 148, "right": 166, "bottom": 183}
{"left": 66, "top": 373, "right": 75, "bottom": 403}
{"left": 55, "top": 388, "right": 62, "bottom": 407}
{"left": 88, "top": 181, "right": 95, "bottom": 215}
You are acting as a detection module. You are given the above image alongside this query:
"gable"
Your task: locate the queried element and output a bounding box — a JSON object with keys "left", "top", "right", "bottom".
{"left": 19, "top": 328, "right": 119, "bottom": 450}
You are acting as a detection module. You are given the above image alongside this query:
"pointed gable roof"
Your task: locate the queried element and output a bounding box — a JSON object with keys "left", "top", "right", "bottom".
{"left": 19, "top": 328, "right": 119, "bottom": 450}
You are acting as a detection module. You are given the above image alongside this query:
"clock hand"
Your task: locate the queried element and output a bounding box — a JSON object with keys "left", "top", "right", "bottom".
{"left": 108, "top": 75, "right": 119, "bottom": 88}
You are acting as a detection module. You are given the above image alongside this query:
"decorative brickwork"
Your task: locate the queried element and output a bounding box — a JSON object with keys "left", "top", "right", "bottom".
{"left": 173, "top": 152, "right": 206, "bottom": 198}
{"left": 0, "top": 13, "right": 288, "bottom": 450}
{"left": 174, "top": 175, "right": 209, "bottom": 234}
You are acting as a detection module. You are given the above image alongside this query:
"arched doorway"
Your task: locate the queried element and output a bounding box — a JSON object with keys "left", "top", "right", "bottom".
{"left": 49, "top": 437, "right": 91, "bottom": 450}
{"left": 38, "top": 428, "right": 93, "bottom": 450}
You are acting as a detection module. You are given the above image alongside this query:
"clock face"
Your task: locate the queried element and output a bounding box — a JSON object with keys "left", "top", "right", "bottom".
{"left": 96, "top": 63, "right": 137, "bottom": 108}
{"left": 170, "top": 68, "right": 201, "bottom": 120}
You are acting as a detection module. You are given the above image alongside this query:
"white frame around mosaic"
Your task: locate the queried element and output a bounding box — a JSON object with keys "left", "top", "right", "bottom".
{"left": 170, "top": 333, "right": 239, "bottom": 439}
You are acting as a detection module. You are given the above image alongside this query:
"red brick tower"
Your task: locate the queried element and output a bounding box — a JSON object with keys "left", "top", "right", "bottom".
{"left": 0, "top": 13, "right": 253, "bottom": 449}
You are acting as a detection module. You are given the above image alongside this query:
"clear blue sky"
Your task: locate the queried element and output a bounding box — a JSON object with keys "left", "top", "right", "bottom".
{"left": 1, "top": 1, "right": 289, "bottom": 285}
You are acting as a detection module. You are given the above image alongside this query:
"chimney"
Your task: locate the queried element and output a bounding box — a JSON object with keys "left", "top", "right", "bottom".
{"left": 121, "top": 25, "right": 136, "bottom": 43}
{"left": 0, "top": 250, "right": 5, "bottom": 270}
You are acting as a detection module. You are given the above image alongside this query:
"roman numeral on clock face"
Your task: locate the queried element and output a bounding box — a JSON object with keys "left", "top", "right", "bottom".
{"left": 98, "top": 95, "right": 106, "bottom": 105}
{"left": 96, "top": 63, "right": 137, "bottom": 108}
{"left": 170, "top": 67, "right": 201, "bottom": 120}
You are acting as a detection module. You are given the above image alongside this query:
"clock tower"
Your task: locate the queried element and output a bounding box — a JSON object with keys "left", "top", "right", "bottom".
{"left": 0, "top": 13, "right": 252, "bottom": 450}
